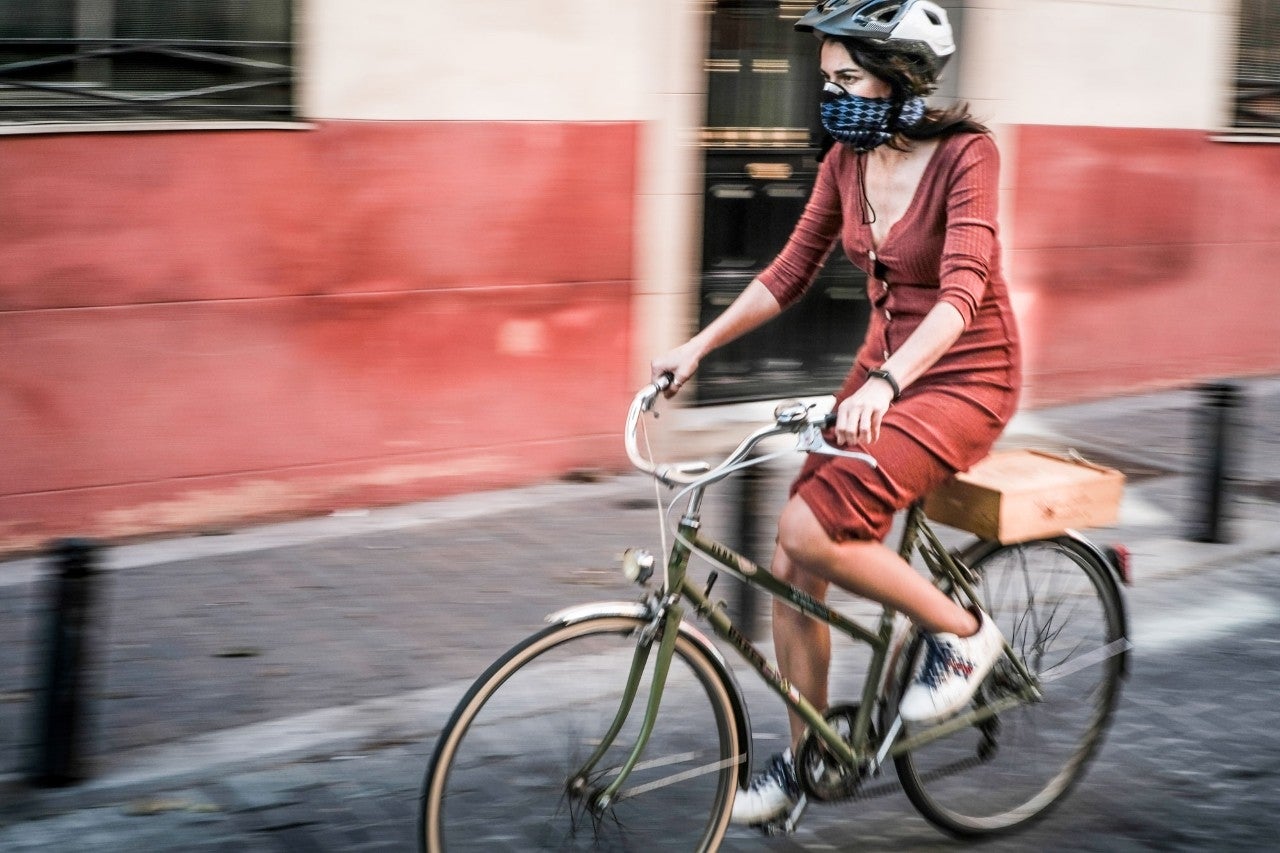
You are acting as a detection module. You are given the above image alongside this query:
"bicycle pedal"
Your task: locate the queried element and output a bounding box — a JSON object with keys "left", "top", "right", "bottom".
{"left": 754, "top": 794, "right": 809, "bottom": 836}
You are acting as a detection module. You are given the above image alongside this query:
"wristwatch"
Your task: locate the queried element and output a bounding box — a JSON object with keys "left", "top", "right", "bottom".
{"left": 867, "top": 368, "right": 901, "bottom": 401}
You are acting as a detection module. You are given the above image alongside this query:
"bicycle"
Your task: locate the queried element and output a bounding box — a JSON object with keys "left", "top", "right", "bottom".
{"left": 420, "top": 375, "right": 1131, "bottom": 851}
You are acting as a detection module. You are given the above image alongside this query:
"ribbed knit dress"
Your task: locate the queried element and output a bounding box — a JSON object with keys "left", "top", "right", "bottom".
{"left": 758, "top": 131, "right": 1021, "bottom": 542}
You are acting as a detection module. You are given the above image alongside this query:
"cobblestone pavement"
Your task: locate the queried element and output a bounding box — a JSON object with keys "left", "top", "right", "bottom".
{"left": 1, "top": 377, "right": 1278, "bottom": 851}
{"left": 4, "top": 550, "right": 1279, "bottom": 852}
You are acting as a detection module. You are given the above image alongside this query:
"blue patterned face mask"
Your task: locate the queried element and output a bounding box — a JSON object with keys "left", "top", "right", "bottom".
{"left": 820, "top": 81, "right": 926, "bottom": 151}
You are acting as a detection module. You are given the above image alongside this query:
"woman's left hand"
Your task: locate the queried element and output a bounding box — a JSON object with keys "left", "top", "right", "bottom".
{"left": 833, "top": 379, "right": 895, "bottom": 446}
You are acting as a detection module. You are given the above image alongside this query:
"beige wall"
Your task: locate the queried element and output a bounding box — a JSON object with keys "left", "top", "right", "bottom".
{"left": 300, "top": 0, "right": 709, "bottom": 390}
{"left": 299, "top": 0, "right": 1248, "bottom": 405}
{"left": 301, "top": 0, "right": 649, "bottom": 120}
{"left": 960, "top": 0, "right": 1236, "bottom": 130}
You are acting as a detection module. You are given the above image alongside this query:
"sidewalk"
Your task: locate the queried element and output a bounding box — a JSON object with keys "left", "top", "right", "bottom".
{"left": 2, "top": 375, "right": 1278, "bottom": 849}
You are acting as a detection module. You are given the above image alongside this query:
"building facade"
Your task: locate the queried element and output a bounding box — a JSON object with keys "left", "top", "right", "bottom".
{"left": 1, "top": 0, "right": 1276, "bottom": 552}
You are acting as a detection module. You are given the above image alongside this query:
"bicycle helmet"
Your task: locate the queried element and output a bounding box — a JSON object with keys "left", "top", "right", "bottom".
{"left": 795, "top": 1, "right": 955, "bottom": 72}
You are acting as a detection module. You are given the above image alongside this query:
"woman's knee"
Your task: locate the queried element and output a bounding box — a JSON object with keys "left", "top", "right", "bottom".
{"left": 770, "top": 543, "right": 826, "bottom": 602}
{"left": 776, "top": 497, "right": 831, "bottom": 571}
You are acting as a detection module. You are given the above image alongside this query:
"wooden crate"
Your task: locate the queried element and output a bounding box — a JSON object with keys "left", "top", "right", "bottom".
{"left": 923, "top": 449, "right": 1125, "bottom": 544}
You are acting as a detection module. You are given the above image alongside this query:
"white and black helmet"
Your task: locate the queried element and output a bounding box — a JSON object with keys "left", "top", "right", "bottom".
{"left": 796, "top": 1, "right": 956, "bottom": 70}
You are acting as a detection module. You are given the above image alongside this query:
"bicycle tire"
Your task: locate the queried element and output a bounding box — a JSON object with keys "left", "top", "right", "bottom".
{"left": 420, "top": 614, "right": 742, "bottom": 852}
{"left": 892, "top": 536, "right": 1126, "bottom": 837}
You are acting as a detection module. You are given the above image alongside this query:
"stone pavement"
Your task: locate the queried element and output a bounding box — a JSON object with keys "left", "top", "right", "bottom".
{"left": 1, "top": 375, "right": 1278, "bottom": 851}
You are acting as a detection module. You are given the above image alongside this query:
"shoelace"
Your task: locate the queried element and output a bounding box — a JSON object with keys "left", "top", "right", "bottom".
{"left": 748, "top": 754, "right": 798, "bottom": 797}
{"left": 916, "top": 634, "right": 969, "bottom": 690}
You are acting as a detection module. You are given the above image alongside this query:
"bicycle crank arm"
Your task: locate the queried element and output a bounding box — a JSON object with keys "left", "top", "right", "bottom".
{"left": 758, "top": 793, "right": 810, "bottom": 837}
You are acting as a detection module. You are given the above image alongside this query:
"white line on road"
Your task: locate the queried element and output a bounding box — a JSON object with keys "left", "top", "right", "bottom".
{"left": 7, "top": 589, "right": 1276, "bottom": 800}
{"left": 1130, "top": 590, "right": 1278, "bottom": 651}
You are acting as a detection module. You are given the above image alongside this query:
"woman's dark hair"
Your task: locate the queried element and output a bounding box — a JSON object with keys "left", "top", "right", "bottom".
{"left": 828, "top": 36, "right": 988, "bottom": 149}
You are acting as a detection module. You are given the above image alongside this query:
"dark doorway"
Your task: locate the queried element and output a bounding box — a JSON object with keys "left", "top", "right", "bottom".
{"left": 695, "top": 0, "right": 962, "bottom": 404}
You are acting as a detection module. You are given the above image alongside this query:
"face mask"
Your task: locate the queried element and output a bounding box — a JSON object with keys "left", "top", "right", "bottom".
{"left": 820, "top": 81, "right": 926, "bottom": 151}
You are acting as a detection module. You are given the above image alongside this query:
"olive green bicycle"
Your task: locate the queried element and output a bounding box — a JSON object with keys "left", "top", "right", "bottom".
{"left": 420, "top": 375, "right": 1130, "bottom": 851}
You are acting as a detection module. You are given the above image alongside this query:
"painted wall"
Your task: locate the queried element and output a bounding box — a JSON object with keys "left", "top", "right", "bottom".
{"left": 961, "top": 0, "right": 1234, "bottom": 130}
{"left": 1008, "top": 125, "right": 1280, "bottom": 404}
{"left": 955, "top": 0, "right": 1279, "bottom": 403}
{"left": 0, "top": 0, "right": 679, "bottom": 553}
{"left": 0, "top": 124, "right": 637, "bottom": 551}
{"left": 5, "top": 0, "right": 1275, "bottom": 551}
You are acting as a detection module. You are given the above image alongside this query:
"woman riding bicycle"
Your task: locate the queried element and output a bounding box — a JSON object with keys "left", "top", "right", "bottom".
{"left": 652, "top": 0, "right": 1022, "bottom": 827}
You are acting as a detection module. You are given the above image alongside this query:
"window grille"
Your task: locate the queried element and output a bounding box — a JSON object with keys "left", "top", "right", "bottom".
{"left": 0, "top": 0, "right": 294, "bottom": 126}
{"left": 1234, "top": 0, "right": 1280, "bottom": 129}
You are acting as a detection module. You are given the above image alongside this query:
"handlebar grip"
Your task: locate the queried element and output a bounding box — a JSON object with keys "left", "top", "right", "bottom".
{"left": 821, "top": 412, "right": 837, "bottom": 429}
{"left": 655, "top": 372, "right": 675, "bottom": 392}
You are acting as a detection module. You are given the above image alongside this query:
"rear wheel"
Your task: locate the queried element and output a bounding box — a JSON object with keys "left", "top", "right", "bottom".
{"left": 894, "top": 537, "right": 1126, "bottom": 837}
{"left": 420, "top": 614, "right": 742, "bottom": 852}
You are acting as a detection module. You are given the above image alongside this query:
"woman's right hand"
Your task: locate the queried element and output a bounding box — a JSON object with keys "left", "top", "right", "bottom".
{"left": 651, "top": 341, "right": 703, "bottom": 398}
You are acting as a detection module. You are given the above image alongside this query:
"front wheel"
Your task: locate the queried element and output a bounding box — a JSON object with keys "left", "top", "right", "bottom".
{"left": 420, "top": 614, "right": 743, "bottom": 852}
{"left": 894, "top": 537, "right": 1127, "bottom": 837}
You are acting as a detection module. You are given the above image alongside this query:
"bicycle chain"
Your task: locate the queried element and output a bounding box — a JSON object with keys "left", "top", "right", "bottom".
{"left": 845, "top": 754, "right": 988, "bottom": 803}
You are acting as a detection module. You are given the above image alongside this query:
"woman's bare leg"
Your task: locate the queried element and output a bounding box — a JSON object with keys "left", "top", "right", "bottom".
{"left": 777, "top": 496, "right": 977, "bottom": 635}
{"left": 768, "top": 544, "right": 831, "bottom": 749}
{"left": 768, "top": 496, "right": 979, "bottom": 749}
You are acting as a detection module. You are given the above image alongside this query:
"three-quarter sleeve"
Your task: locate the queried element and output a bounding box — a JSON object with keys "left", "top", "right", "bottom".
{"left": 757, "top": 151, "right": 844, "bottom": 310}
{"left": 937, "top": 134, "right": 1000, "bottom": 327}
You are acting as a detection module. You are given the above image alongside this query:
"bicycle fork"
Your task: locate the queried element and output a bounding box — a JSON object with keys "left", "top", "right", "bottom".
{"left": 569, "top": 599, "right": 687, "bottom": 813}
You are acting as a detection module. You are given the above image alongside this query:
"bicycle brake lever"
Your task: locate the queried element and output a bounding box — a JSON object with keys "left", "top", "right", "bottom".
{"left": 797, "top": 423, "right": 878, "bottom": 467}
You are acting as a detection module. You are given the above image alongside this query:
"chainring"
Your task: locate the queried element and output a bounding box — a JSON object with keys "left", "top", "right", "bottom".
{"left": 795, "top": 702, "right": 877, "bottom": 802}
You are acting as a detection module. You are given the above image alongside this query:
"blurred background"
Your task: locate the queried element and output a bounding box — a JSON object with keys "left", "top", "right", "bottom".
{"left": 2, "top": 0, "right": 1278, "bottom": 551}
{"left": 3, "top": 4, "right": 1280, "bottom": 850}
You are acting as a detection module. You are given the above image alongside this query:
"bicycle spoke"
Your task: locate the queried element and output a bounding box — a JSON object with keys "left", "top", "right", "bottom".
{"left": 422, "top": 615, "right": 739, "bottom": 852}
{"left": 621, "top": 753, "right": 746, "bottom": 799}
{"left": 894, "top": 539, "right": 1126, "bottom": 837}
{"left": 1038, "top": 638, "right": 1133, "bottom": 684}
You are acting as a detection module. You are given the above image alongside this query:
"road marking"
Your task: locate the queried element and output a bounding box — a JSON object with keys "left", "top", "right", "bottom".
{"left": 1131, "top": 590, "right": 1278, "bottom": 651}
{"left": 3, "top": 650, "right": 635, "bottom": 798}
{"left": 4, "top": 587, "right": 1276, "bottom": 800}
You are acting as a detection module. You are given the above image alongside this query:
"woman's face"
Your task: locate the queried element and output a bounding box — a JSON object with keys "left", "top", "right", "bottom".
{"left": 820, "top": 40, "right": 892, "bottom": 99}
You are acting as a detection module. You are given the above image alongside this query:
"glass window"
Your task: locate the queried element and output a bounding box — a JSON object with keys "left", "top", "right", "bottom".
{"left": 0, "top": 0, "right": 294, "bottom": 126}
{"left": 702, "top": 1, "right": 819, "bottom": 149}
{"left": 1234, "top": 0, "right": 1280, "bottom": 129}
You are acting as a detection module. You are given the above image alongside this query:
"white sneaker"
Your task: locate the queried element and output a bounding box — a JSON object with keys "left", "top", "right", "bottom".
{"left": 730, "top": 750, "right": 804, "bottom": 827}
{"left": 899, "top": 608, "right": 1004, "bottom": 725}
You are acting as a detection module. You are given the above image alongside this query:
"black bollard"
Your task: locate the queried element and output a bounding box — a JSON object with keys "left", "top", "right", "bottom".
{"left": 30, "top": 538, "right": 102, "bottom": 786}
{"left": 1188, "top": 381, "right": 1244, "bottom": 544}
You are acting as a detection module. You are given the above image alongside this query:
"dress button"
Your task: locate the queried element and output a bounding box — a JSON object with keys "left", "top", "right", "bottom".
{"left": 883, "top": 348, "right": 890, "bottom": 360}
{"left": 884, "top": 310, "right": 892, "bottom": 321}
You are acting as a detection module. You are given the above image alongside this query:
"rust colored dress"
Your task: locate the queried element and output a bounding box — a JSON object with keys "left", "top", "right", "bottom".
{"left": 757, "top": 131, "right": 1021, "bottom": 542}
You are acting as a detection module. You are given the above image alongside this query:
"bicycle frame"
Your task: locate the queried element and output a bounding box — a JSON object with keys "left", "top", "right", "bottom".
{"left": 424, "top": 380, "right": 1132, "bottom": 852}
{"left": 588, "top": 496, "right": 1041, "bottom": 809}
{"left": 584, "top": 379, "right": 1045, "bottom": 810}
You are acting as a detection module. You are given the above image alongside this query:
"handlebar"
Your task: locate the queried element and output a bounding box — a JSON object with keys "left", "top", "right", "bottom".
{"left": 625, "top": 376, "right": 874, "bottom": 489}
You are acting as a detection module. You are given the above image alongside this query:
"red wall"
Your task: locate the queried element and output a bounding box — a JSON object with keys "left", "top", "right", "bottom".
{"left": 0, "top": 122, "right": 639, "bottom": 553}
{"left": 1008, "top": 125, "right": 1280, "bottom": 406}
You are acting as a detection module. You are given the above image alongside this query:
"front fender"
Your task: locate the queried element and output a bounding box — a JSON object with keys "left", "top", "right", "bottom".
{"left": 546, "top": 600, "right": 754, "bottom": 789}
